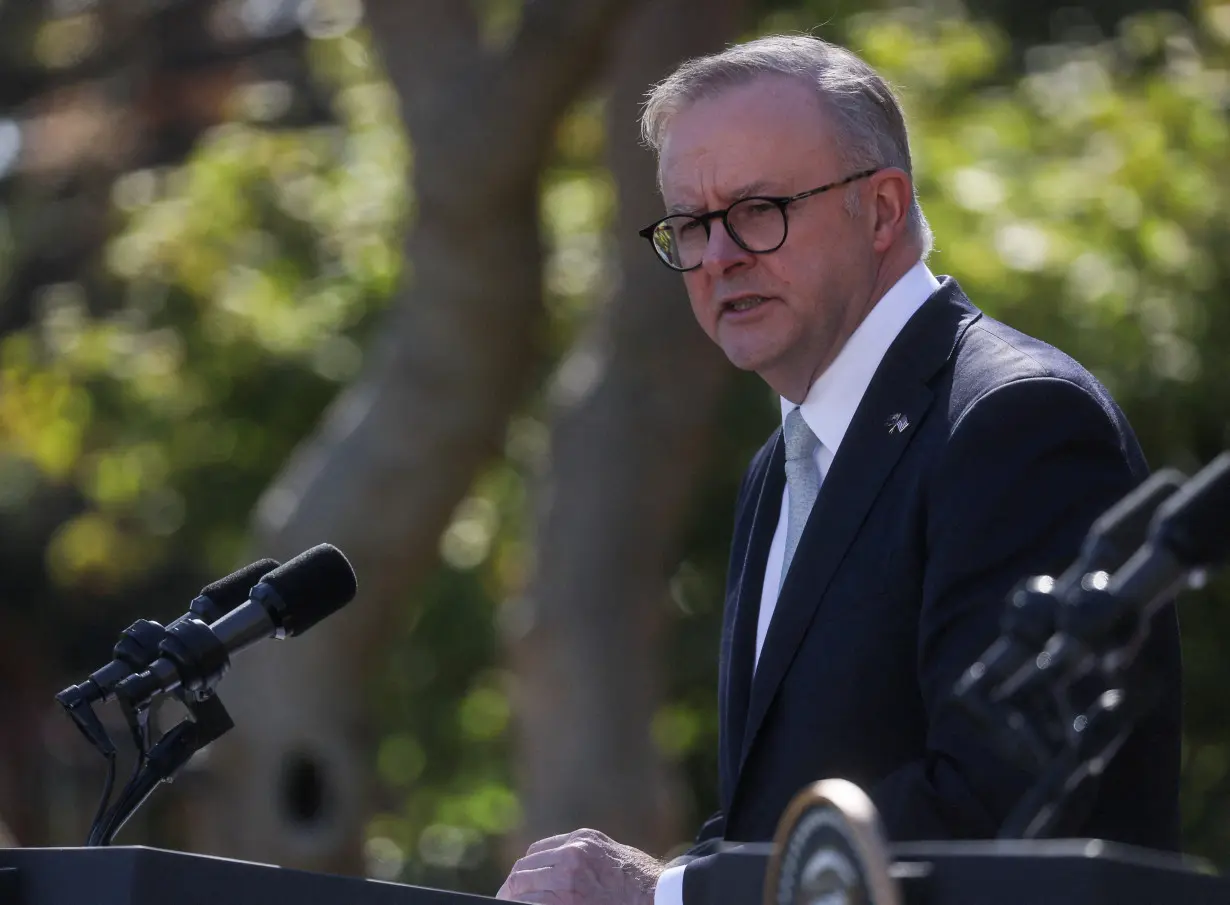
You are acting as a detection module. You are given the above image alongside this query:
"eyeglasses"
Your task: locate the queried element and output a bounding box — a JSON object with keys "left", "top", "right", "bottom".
{"left": 638, "top": 168, "right": 881, "bottom": 272}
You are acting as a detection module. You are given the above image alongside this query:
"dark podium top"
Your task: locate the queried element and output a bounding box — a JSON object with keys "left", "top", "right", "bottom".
{"left": 0, "top": 845, "right": 499, "bottom": 905}
{"left": 691, "top": 839, "right": 1230, "bottom": 905}
{"left": 3, "top": 839, "right": 1230, "bottom": 905}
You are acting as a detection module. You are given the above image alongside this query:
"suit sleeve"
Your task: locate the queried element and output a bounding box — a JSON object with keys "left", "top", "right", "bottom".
{"left": 867, "top": 375, "right": 1164, "bottom": 840}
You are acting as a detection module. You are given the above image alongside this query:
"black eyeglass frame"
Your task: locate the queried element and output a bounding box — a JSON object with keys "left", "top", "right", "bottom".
{"left": 638, "top": 167, "right": 883, "bottom": 272}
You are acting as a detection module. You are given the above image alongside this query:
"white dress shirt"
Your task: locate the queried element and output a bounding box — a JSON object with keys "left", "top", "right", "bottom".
{"left": 654, "top": 260, "right": 939, "bottom": 905}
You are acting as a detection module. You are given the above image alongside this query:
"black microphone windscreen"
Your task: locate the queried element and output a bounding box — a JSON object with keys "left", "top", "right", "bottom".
{"left": 200, "top": 558, "right": 280, "bottom": 604}
{"left": 1153, "top": 452, "right": 1230, "bottom": 567}
{"left": 1083, "top": 469, "right": 1184, "bottom": 569}
{"left": 260, "top": 544, "right": 357, "bottom": 636}
{"left": 185, "top": 558, "right": 281, "bottom": 624}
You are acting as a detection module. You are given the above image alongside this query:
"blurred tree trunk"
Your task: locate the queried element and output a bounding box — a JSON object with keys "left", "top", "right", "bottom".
{"left": 185, "top": 0, "right": 644, "bottom": 876}
{"left": 508, "top": 0, "right": 742, "bottom": 856}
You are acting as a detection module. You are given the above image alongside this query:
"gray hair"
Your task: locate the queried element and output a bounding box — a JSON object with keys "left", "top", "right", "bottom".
{"left": 641, "top": 34, "right": 933, "bottom": 258}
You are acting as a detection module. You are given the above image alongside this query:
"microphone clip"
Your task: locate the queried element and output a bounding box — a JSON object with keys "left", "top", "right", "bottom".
{"left": 91, "top": 691, "right": 235, "bottom": 846}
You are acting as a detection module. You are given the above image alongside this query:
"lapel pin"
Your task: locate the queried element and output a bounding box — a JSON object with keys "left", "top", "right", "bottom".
{"left": 885, "top": 413, "right": 910, "bottom": 434}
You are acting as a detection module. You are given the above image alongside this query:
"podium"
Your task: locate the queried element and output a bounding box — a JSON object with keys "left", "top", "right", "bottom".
{"left": 889, "top": 838, "right": 1230, "bottom": 904}
{"left": 0, "top": 846, "right": 499, "bottom": 905}
{"left": 3, "top": 835, "right": 1230, "bottom": 905}
{"left": 746, "top": 779, "right": 1230, "bottom": 905}
{"left": 705, "top": 839, "right": 1230, "bottom": 905}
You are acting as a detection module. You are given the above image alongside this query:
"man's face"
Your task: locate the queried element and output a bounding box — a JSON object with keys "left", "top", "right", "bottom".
{"left": 658, "top": 76, "right": 877, "bottom": 399}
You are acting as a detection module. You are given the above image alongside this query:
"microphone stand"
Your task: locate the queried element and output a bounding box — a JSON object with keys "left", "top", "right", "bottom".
{"left": 57, "top": 683, "right": 121, "bottom": 845}
{"left": 57, "top": 618, "right": 176, "bottom": 844}
{"left": 981, "top": 569, "right": 1176, "bottom": 841}
{"left": 951, "top": 576, "right": 1067, "bottom": 774}
{"left": 89, "top": 691, "right": 234, "bottom": 846}
{"left": 998, "top": 663, "right": 1161, "bottom": 839}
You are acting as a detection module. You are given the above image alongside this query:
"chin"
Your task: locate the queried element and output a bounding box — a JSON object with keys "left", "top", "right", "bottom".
{"left": 720, "top": 343, "right": 778, "bottom": 375}
{"left": 716, "top": 320, "right": 793, "bottom": 375}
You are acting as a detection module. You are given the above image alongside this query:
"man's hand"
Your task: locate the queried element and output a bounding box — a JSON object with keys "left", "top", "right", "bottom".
{"left": 496, "top": 828, "right": 664, "bottom": 905}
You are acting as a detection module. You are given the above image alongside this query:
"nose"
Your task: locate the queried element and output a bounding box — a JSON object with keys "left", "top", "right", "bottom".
{"left": 700, "top": 219, "right": 754, "bottom": 277}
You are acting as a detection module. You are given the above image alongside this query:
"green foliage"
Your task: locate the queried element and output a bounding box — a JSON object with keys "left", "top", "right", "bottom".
{"left": 0, "top": 26, "right": 407, "bottom": 591}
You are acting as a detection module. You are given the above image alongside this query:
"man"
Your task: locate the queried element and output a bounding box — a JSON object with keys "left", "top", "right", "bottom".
{"left": 497, "top": 34, "right": 1182, "bottom": 905}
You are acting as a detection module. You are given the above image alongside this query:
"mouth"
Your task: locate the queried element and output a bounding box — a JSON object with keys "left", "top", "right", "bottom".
{"left": 721, "top": 295, "right": 773, "bottom": 317}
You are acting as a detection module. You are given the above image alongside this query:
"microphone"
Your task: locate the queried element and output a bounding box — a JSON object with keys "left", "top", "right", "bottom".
{"left": 1006, "top": 469, "right": 1188, "bottom": 685}
{"left": 1104, "top": 451, "right": 1230, "bottom": 621}
{"left": 958, "top": 469, "right": 1185, "bottom": 699}
{"left": 114, "top": 544, "right": 357, "bottom": 708}
{"left": 951, "top": 469, "right": 1188, "bottom": 771}
{"left": 1054, "top": 469, "right": 1187, "bottom": 594}
{"left": 56, "top": 559, "right": 281, "bottom": 710}
{"left": 1004, "top": 456, "right": 1228, "bottom": 695}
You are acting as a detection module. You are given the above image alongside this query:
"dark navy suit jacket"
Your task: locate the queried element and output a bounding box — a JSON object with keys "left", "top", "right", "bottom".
{"left": 679, "top": 278, "right": 1182, "bottom": 898}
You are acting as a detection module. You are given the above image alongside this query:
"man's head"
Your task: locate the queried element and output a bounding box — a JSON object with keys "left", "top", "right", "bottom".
{"left": 641, "top": 35, "right": 931, "bottom": 402}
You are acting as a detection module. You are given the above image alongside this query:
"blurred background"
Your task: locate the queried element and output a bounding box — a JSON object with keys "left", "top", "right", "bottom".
{"left": 0, "top": 0, "right": 1228, "bottom": 893}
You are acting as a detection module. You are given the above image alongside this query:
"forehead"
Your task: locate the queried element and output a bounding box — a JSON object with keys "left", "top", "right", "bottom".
{"left": 658, "top": 75, "right": 838, "bottom": 206}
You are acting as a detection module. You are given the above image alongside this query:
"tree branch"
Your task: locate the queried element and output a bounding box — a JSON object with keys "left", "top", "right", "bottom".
{"left": 499, "top": 0, "right": 641, "bottom": 136}
{"left": 361, "top": 0, "right": 483, "bottom": 122}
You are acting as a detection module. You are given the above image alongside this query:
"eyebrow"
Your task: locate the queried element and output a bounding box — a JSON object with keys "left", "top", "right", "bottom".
{"left": 666, "top": 179, "right": 784, "bottom": 216}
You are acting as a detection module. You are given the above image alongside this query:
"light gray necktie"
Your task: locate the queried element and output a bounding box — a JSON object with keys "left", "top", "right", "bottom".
{"left": 781, "top": 407, "right": 821, "bottom": 589}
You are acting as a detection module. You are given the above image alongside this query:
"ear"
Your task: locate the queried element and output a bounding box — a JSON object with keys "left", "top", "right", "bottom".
{"left": 868, "top": 168, "right": 913, "bottom": 253}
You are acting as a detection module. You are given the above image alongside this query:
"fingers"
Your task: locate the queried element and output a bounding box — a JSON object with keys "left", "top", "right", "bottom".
{"left": 524, "top": 833, "right": 572, "bottom": 856}
{"left": 525, "top": 828, "right": 603, "bottom": 855}
{"left": 502, "top": 846, "right": 587, "bottom": 898}
{"left": 508, "top": 847, "right": 575, "bottom": 874}
{"left": 499, "top": 865, "right": 576, "bottom": 902}
{"left": 497, "top": 829, "right": 638, "bottom": 905}
{"left": 499, "top": 832, "right": 599, "bottom": 903}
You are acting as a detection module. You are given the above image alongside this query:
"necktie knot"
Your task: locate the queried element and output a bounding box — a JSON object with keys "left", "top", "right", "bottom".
{"left": 784, "top": 408, "right": 819, "bottom": 462}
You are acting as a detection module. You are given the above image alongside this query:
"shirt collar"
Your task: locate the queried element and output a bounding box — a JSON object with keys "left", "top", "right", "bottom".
{"left": 779, "top": 260, "right": 940, "bottom": 456}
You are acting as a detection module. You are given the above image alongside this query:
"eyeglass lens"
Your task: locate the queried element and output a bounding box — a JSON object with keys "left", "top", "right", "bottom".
{"left": 653, "top": 198, "right": 786, "bottom": 270}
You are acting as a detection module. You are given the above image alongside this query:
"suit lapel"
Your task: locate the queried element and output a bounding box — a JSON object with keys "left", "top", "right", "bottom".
{"left": 721, "top": 433, "right": 784, "bottom": 795}
{"left": 735, "top": 278, "right": 981, "bottom": 775}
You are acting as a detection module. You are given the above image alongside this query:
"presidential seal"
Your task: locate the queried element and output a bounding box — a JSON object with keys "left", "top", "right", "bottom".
{"left": 764, "top": 779, "right": 901, "bottom": 905}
